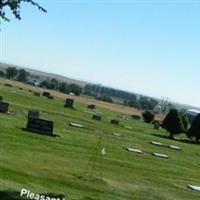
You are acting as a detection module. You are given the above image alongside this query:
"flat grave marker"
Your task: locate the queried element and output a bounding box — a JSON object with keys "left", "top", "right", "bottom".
{"left": 187, "top": 185, "right": 200, "bottom": 191}
{"left": 152, "top": 153, "right": 169, "bottom": 159}
{"left": 126, "top": 147, "right": 143, "bottom": 154}
{"left": 69, "top": 122, "right": 84, "bottom": 128}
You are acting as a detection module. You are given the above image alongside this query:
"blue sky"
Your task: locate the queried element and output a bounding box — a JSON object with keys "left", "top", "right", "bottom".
{"left": 1, "top": 0, "right": 200, "bottom": 107}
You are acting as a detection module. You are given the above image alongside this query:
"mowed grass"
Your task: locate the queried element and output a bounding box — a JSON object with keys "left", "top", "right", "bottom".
{"left": 0, "top": 82, "right": 200, "bottom": 200}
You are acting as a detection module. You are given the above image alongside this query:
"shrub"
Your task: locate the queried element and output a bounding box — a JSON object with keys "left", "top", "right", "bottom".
{"left": 162, "top": 109, "right": 186, "bottom": 139}
{"left": 142, "top": 111, "right": 155, "bottom": 123}
{"left": 187, "top": 114, "right": 200, "bottom": 143}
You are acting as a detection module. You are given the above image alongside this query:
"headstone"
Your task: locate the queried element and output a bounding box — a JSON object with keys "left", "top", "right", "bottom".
{"left": 0, "top": 102, "right": 9, "bottom": 113}
{"left": 132, "top": 115, "right": 142, "bottom": 121}
{"left": 0, "top": 96, "right": 3, "bottom": 102}
{"left": 87, "top": 104, "right": 96, "bottom": 109}
{"left": 5, "top": 83, "right": 13, "bottom": 87}
{"left": 25, "top": 118, "right": 54, "bottom": 136}
{"left": 111, "top": 119, "right": 119, "bottom": 125}
{"left": 28, "top": 90, "right": 32, "bottom": 93}
{"left": 64, "top": 98, "right": 74, "bottom": 109}
{"left": 47, "top": 95, "right": 54, "bottom": 100}
{"left": 43, "top": 91, "right": 51, "bottom": 97}
{"left": 28, "top": 111, "right": 40, "bottom": 119}
{"left": 33, "top": 92, "right": 41, "bottom": 97}
{"left": 19, "top": 87, "right": 23, "bottom": 90}
{"left": 153, "top": 120, "right": 161, "bottom": 129}
{"left": 92, "top": 114, "right": 101, "bottom": 121}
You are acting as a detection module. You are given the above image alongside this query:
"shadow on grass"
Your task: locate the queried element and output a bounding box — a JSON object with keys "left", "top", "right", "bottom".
{"left": 0, "top": 190, "right": 65, "bottom": 200}
{"left": 151, "top": 134, "right": 199, "bottom": 145}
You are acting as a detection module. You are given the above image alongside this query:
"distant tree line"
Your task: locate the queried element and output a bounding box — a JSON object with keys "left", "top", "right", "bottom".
{"left": 0, "top": 67, "right": 83, "bottom": 96}
{"left": 84, "top": 84, "right": 161, "bottom": 110}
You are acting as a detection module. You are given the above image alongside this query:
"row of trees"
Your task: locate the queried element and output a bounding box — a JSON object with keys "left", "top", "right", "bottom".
{"left": 84, "top": 84, "right": 160, "bottom": 110}
{"left": 40, "top": 79, "right": 82, "bottom": 96}
{"left": 0, "top": 67, "right": 83, "bottom": 96}
{"left": 0, "top": 67, "right": 29, "bottom": 82}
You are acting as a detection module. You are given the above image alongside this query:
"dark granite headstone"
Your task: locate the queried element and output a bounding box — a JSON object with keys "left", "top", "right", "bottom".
{"left": 88, "top": 104, "right": 96, "bottom": 109}
{"left": 19, "top": 88, "right": 23, "bottom": 90}
{"left": 28, "top": 111, "right": 40, "bottom": 119}
{"left": 43, "top": 91, "right": 51, "bottom": 97}
{"left": 0, "top": 102, "right": 9, "bottom": 113}
{"left": 33, "top": 92, "right": 41, "bottom": 97}
{"left": 92, "top": 114, "right": 101, "bottom": 121}
{"left": 47, "top": 95, "right": 54, "bottom": 100}
{"left": 0, "top": 96, "right": 3, "bottom": 102}
{"left": 132, "top": 115, "right": 142, "bottom": 121}
{"left": 111, "top": 119, "right": 119, "bottom": 125}
{"left": 64, "top": 98, "right": 74, "bottom": 108}
{"left": 26, "top": 118, "right": 54, "bottom": 136}
{"left": 5, "top": 83, "right": 13, "bottom": 87}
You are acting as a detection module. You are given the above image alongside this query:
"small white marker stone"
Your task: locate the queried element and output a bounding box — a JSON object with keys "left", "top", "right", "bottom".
{"left": 153, "top": 153, "right": 169, "bottom": 159}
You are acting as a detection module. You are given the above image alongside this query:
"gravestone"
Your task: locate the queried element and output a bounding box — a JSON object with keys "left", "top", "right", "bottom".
{"left": 64, "top": 98, "right": 74, "bottom": 109}
{"left": 132, "top": 115, "right": 142, "bottom": 121}
{"left": 25, "top": 118, "right": 54, "bottom": 136}
{"left": 5, "top": 83, "right": 13, "bottom": 87}
{"left": 47, "top": 95, "right": 54, "bottom": 100}
{"left": 28, "top": 90, "right": 32, "bottom": 93}
{"left": 0, "top": 102, "right": 9, "bottom": 113}
{"left": 88, "top": 104, "right": 96, "bottom": 109}
{"left": 19, "top": 87, "right": 23, "bottom": 90}
{"left": 28, "top": 111, "right": 40, "bottom": 119}
{"left": 153, "top": 120, "right": 161, "bottom": 129}
{"left": 43, "top": 91, "right": 51, "bottom": 97}
{"left": 0, "top": 96, "right": 3, "bottom": 101}
{"left": 92, "top": 114, "right": 102, "bottom": 121}
{"left": 33, "top": 92, "right": 41, "bottom": 97}
{"left": 111, "top": 119, "right": 119, "bottom": 125}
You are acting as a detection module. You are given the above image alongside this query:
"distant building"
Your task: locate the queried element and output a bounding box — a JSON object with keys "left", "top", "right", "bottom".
{"left": 186, "top": 109, "right": 200, "bottom": 124}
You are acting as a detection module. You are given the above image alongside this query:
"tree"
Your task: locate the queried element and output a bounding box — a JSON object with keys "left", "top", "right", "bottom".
{"left": 162, "top": 109, "right": 186, "bottom": 139}
{"left": 0, "top": 70, "right": 5, "bottom": 77}
{"left": 68, "top": 84, "right": 82, "bottom": 96}
{"left": 142, "top": 111, "right": 155, "bottom": 123}
{"left": 187, "top": 114, "right": 200, "bottom": 143}
{"left": 0, "top": 0, "right": 46, "bottom": 21}
{"left": 17, "top": 69, "right": 28, "bottom": 82}
{"left": 6, "top": 67, "right": 18, "bottom": 79}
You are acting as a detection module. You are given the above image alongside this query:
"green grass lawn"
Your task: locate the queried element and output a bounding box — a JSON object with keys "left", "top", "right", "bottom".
{"left": 0, "top": 82, "right": 200, "bottom": 200}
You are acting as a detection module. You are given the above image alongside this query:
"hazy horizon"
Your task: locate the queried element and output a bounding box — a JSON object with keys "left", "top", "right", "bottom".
{"left": 1, "top": 1, "right": 200, "bottom": 107}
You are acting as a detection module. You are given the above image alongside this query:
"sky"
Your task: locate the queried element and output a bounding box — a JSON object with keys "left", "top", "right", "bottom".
{"left": 0, "top": 0, "right": 200, "bottom": 107}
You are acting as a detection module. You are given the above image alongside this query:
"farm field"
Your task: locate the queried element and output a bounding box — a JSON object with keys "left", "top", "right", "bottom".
{"left": 0, "top": 80, "right": 200, "bottom": 200}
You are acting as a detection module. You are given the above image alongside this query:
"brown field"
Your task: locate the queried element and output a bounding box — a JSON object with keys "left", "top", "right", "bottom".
{"left": 0, "top": 78, "right": 164, "bottom": 120}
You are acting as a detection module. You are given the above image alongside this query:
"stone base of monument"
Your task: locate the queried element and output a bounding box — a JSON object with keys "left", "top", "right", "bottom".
{"left": 0, "top": 102, "right": 9, "bottom": 114}
{"left": 24, "top": 118, "right": 56, "bottom": 136}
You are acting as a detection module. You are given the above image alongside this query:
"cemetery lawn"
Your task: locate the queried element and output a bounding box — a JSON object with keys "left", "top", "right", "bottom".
{"left": 0, "top": 80, "right": 200, "bottom": 200}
